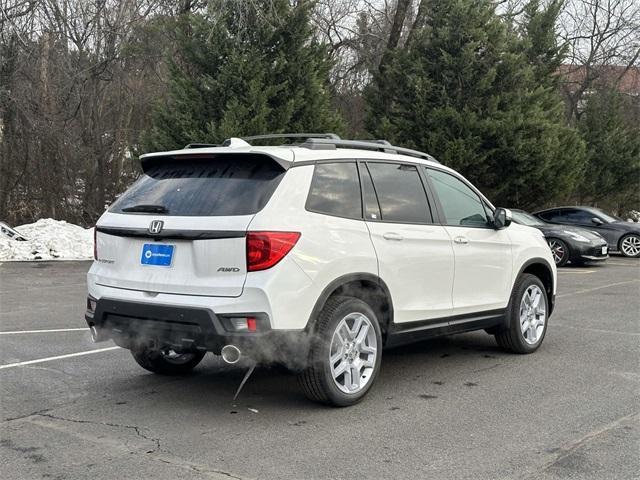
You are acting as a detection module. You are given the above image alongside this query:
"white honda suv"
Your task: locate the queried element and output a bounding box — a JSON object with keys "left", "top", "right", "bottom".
{"left": 86, "top": 134, "right": 556, "bottom": 406}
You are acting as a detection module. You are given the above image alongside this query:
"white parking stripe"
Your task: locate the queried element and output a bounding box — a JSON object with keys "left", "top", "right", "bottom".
{"left": 557, "top": 279, "right": 640, "bottom": 298}
{"left": 0, "top": 328, "right": 88, "bottom": 335}
{"left": 0, "top": 346, "right": 120, "bottom": 370}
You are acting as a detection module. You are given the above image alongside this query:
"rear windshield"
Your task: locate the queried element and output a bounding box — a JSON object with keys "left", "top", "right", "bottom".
{"left": 110, "top": 156, "right": 285, "bottom": 216}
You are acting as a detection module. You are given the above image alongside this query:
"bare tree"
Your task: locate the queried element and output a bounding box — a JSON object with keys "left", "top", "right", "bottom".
{"left": 558, "top": 0, "right": 640, "bottom": 121}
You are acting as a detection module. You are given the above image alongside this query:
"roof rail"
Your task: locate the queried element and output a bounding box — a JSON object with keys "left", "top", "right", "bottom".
{"left": 299, "top": 138, "right": 438, "bottom": 163}
{"left": 240, "top": 133, "right": 341, "bottom": 144}
{"left": 184, "top": 143, "right": 219, "bottom": 149}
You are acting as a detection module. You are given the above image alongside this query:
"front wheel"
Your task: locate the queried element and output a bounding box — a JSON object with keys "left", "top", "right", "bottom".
{"left": 495, "top": 274, "right": 548, "bottom": 354}
{"left": 298, "top": 296, "right": 382, "bottom": 406}
{"left": 547, "top": 238, "right": 569, "bottom": 267}
{"left": 131, "top": 346, "right": 206, "bottom": 375}
{"left": 619, "top": 234, "right": 640, "bottom": 257}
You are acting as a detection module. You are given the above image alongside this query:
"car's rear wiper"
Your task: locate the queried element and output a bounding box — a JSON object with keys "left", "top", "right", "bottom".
{"left": 121, "top": 204, "right": 169, "bottom": 214}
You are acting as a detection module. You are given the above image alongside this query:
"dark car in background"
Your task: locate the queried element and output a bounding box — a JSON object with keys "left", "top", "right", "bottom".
{"left": 511, "top": 209, "right": 608, "bottom": 266}
{"left": 534, "top": 206, "right": 640, "bottom": 258}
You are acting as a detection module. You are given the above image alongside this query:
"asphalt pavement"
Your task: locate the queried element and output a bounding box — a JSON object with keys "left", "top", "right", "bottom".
{"left": 0, "top": 258, "right": 638, "bottom": 479}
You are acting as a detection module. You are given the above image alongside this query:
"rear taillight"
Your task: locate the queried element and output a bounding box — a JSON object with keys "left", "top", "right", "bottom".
{"left": 93, "top": 227, "right": 97, "bottom": 260}
{"left": 246, "top": 231, "right": 301, "bottom": 271}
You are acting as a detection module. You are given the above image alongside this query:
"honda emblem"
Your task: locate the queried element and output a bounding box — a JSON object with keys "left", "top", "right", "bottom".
{"left": 148, "top": 220, "right": 164, "bottom": 234}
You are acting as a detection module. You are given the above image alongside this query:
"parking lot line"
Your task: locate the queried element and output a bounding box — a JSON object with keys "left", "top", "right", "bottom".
{"left": 557, "top": 279, "right": 640, "bottom": 298}
{"left": 0, "top": 328, "right": 88, "bottom": 335}
{"left": 0, "top": 346, "right": 120, "bottom": 370}
{"left": 558, "top": 269, "right": 595, "bottom": 274}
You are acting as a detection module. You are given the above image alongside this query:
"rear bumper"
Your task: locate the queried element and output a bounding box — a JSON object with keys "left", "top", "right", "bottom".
{"left": 85, "top": 297, "right": 310, "bottom": 367}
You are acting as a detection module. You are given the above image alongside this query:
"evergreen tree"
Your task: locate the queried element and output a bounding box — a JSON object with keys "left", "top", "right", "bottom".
{"left": 143, "top": 0, "right": 342, "bottom": 152}
{"left": 365, "top": 0, "right": 585, "bottom": 209}
{"left": 578, "top": 89, "right": 640, "bottom": 212}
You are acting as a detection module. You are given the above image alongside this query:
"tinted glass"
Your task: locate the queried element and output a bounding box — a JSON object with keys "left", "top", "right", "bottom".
{"left": 110, "top": 157, "right": 285, "bottom": 216}
{"left": 563, "top": 209, "right": 594, "bottom": 224}
{"left": 367, "top": 163, "right": 432, "bottom": 223}
{"left": 511, "top": 210, "right": 544, "bottom": 226}
{"left": 427, "top": 169, "right": 490, "bottom": 227}
{"left": 537, "top": 210, "right": 565, "bottom": 222}
{"left": 306, "top": 162, "right": 362, "bottom": 219}
{"left": 361, "top": 164, "right": 381, "bottom": 220}
{"left": 592, "top": 208, "right": 620, "bottom": 223}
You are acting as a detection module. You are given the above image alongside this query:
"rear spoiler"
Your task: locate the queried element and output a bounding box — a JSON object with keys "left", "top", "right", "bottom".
{"left": 139, "top": 151, "right": 292, "bottom": 173}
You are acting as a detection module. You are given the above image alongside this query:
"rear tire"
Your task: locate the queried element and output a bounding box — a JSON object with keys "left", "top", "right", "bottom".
{"left": 619, "top": 234, "right": 640, "bottom": 257}
{"left": 131, "top": 346, "right": 206, "bottom": 375}
{"left": 298, "top": 296, "right": 382, "bottom": 407}
{"left": 495, "top": 274, "right": 548, "bottom": 354}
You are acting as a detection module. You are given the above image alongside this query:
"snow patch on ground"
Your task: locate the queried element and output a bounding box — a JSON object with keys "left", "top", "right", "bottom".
{"left": 0, "top": 219, "right": 93, "bottom": 261}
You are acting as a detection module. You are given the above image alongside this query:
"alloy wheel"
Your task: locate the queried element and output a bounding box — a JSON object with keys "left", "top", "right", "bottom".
{"left": 548, "top": 239, "right": 566, "bottom": 265}
{"left": 329, "top": 312, "right": 378, "bottom": 394}
{"left": 519, "top": 285, "right": 546, "bottom": 345}
{"left": 621, "top": 235, "right": 640, "bottom": 257}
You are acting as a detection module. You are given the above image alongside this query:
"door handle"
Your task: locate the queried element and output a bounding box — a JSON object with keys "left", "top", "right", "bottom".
{"left": 383, "top": 232, "right": 403, "bottom": 241}
{"left": 454, "top": 236, "right": 469, "bottom": 245}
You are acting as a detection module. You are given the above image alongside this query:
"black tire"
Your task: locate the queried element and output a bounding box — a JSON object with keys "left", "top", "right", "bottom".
{"left": 131, "top": 347, "right": 206, "bottom": 375}
{"left": 297, "top": 296, "right": 383, "bottom": 407}
{"left": 495, "top": 274, "right": 549, "bottom": 354}
{"left": 547, "top": 238, "right": 569, "bottom": 267}
{"left": 619, "top": 233, "right": 640, "bottom": 258}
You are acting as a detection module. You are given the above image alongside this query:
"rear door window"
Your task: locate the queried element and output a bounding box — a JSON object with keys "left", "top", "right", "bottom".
{"left": 110, "top": 156, "right": 285, "bottom": 216}
{"left": 366, "top": 162, "right": 432, "bottom": 223}
{"left": 306, "top": 162, "right": 362, "bottom": 219}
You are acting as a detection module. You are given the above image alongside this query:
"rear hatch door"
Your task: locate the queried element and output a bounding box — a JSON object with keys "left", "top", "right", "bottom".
{"left": 94, "top": 152, "right": 288, "bottom": 297}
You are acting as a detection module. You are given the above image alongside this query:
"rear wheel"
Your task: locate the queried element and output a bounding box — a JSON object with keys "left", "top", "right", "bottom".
{"left": 131, "top": 346, "right": 206, "bottom": 375}
{"left": 547, "top": 238, "right": 569, "bottom": 266}
{"left": 298, "top": 296, "right": 382, "bottom": 406}
{"left": 495, "top": 274, "right": 548, "bottom": 354}
{"left": 619, "top": 234, "right": 640, "bottom": 257}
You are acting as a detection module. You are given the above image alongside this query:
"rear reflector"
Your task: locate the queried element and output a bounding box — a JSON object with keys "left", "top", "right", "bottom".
{"left": 227, "top": 316, "right": 259, "bottom": 332}
{"left": 246, "top": 231, "right": 301, "bottom": 271}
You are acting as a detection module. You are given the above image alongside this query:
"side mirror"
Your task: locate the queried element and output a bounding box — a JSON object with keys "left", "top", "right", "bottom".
{"left": 493, "top": 208, "right": 512, "bottom": 229}
{"left": 591, "top": 217, "right": 604, "bottom": 225}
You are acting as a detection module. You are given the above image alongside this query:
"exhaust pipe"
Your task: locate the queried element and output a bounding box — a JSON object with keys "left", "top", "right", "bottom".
{"left": 221, "top": 345, "right": 241, "bottom": 364}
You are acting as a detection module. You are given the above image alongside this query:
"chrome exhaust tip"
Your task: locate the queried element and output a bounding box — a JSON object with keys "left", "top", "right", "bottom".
{"left": 221, "top": 345, "right": 241, "bottom": 364}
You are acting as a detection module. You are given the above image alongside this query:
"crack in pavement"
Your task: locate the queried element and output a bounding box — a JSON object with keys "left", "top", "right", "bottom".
{"left": 23, "top": 413, "right": 247, "bottom": 479}
{"left": 36, "top": 413, "right": 161, "bottom": 454}
{"left": 157, "top": 458, "right": 247, "bottom": 479}
{"left": 520, "top": 411, "right": 639, "bottom": 479}
{"left": 3, "top": 408, "right": 52, "bottom": 423}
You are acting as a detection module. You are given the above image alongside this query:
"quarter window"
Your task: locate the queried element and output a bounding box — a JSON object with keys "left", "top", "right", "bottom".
{"left": 366, "top": 162, "right": 432, "bottom": 223}
{"left": 360, "top": 164, "right": 381, "bottom": 220}
{"left": 426, "top": 169, "right": 490, "bottom": 227}
{"left": 306, "top": 162, "right": 362, "bottom": 219}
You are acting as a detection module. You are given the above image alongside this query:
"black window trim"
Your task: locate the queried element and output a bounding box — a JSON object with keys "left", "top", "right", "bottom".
{"left": 299, "top": 156, "right": 496, "bottom": 228}
{"left": 423, "top": 166, "right": 496, "bottom": 230}
{"left": 357, "top": 162, "right": 382, "bottom": 222}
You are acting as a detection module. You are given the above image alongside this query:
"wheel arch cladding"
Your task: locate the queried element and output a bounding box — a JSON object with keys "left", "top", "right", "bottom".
{"left": 520, "top": 259, "right": 555, "bottom": 315}
{"left": 308, "top": 273, "right": 394, "bottom": 341}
